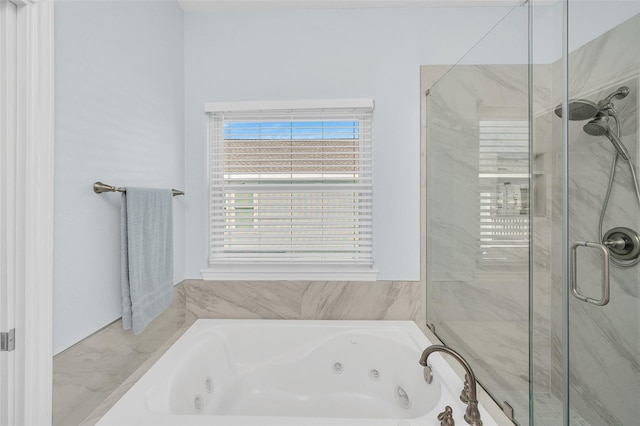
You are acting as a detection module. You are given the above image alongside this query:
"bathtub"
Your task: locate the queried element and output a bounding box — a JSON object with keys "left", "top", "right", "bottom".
{"left": 96, "top": 320, "right": 502, "bottom": 426}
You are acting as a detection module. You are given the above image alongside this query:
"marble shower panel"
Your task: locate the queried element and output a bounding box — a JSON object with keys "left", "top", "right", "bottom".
{"left": 549, "top": 13, "right": 640, "bottom": 426}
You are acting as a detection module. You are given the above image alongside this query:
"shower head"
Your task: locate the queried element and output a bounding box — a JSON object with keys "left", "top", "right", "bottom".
{"left": 583, "top": 115, "right": 631, "bottom": 160}
{"left": 554, "top": 99, "right": 600, "bottom": 121}
{"left": 583, "top": 115, "right": 609, "bottom": 136}
{"left": 602, "top": 86, "right": 630, "bottom": 103}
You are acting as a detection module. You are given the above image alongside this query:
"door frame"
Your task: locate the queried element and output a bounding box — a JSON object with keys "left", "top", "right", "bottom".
{"left": 1, "top": 0, "right": 54, "bottom": 424}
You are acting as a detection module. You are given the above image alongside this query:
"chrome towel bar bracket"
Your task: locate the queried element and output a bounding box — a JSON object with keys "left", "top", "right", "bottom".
{"left": 93, "top": 181, "right": 184, "bottom": 197}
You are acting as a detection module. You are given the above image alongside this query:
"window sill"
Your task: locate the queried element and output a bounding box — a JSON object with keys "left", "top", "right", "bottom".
{"left": 200, "top": 264, "right": 379, "bottom": 281}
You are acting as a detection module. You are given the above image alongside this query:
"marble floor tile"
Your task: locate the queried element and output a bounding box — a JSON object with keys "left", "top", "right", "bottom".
{"left": 53, "top": 283, "right": 186, "bottom": 426}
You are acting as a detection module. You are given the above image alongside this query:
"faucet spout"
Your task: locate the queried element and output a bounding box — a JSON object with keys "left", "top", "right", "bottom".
{"left": 419, "top": 345, "right": 482, "bottom": 426}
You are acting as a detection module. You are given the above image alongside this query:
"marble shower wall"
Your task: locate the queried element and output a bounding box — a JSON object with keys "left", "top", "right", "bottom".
{"left": 549, "top": 13, "right": 640, "bottom": 426}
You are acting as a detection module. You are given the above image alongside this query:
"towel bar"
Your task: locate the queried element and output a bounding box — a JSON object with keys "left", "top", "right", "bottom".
{"left": 93, "top": 181, "right": 184, "bottom": 197}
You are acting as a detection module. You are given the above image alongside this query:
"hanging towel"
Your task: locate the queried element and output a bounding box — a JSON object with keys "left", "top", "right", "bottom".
{"left": 120, "top": 187, "right": 174, "bottom": 334}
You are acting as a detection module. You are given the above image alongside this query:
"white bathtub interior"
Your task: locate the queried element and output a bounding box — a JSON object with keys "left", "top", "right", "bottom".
{"left": 96, "top": 320, "right": 505, "bottom": 426}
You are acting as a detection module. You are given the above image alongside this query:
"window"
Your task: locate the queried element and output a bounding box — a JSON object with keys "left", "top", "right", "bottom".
{"left": 206, "top": 100, "right": 374, "bottom": 275}
{"left": 478, "top": 117, "right": 529, "bottom": 267}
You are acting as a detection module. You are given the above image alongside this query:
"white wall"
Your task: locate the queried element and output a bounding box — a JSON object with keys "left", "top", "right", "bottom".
{"left": 183, "top": 6, "right": 516, "bottom": 280}
{"left": 51, "top": 1, "right": 516, "bottom": 354}
{"left": 54, "top": 1, "right": 185, "bottom": 354}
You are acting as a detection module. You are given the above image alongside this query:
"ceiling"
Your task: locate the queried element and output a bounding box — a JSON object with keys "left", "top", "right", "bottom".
{"left": 177, "top": 0, "right": 528, "bottom": 12}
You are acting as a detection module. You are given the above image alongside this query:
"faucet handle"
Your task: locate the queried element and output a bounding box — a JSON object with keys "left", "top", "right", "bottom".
{"left": 437, "top": 405, "right": 455, "bottom": 426}
{"left": 464, "top": 401, "right": 483, "bottom": 426}
{"left": 460, "top": 374, "right": 470, "bottom": 403}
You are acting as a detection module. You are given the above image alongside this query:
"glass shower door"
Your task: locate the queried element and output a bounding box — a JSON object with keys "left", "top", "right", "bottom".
{"left": 423, "top": 5, "right": 531, "bottom": 425}
{"left": 565, "top": 4, "right": 640, "bottom": 425}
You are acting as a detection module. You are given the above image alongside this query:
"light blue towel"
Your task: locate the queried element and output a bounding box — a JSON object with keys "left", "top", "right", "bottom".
{"left": 121, "top": 187, "right": 174, "bottom": 334}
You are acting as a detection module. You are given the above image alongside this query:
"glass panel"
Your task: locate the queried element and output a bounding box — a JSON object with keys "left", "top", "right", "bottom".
{"left": 423, "top": 5, "right": 531, "bottom": 425}
{"left": 565, "top": 3, "right": 640, "bottom": 425}
{"left": 530, "top": 2, "right": 564, "bottom": 425}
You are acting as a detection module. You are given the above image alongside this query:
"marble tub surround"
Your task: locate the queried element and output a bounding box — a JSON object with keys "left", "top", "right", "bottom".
{"left": 58, "top": 279, "right": 422, "bottom": 425}
{"left": 184, "top": 279, "right": 424, "bottom": 323}
{"left": 83, "top": 319, "right": 516, "bottom": 426}
{"left": 80, "top": 324, "right": 193, "bottom": 426}
{"left": 53, "top": 283, "right": 187, "bottom": 426}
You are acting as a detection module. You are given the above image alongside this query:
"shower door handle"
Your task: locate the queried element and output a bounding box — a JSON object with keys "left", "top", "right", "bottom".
{"left": 570, "top": 241, "right": 610, "bottom": 306}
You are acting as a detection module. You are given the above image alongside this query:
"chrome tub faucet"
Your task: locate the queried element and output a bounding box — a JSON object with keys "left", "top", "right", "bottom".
{"left": 419, "top": 345, "right": 482, "bottom": 426}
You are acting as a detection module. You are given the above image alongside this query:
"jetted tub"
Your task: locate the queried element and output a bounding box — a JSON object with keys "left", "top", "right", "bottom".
{"left": 96, "top": 320, "right": 502, "bottom": 426}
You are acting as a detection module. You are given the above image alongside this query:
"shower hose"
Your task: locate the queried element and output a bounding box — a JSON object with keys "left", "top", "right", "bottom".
{"left": 597, "top": 112, "right": 640, "bottom": 267}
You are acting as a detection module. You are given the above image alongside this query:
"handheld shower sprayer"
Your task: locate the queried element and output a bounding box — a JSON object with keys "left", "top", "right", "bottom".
{"left": 598, "top": 86, "right": 630, "bottom": 115}
{"left": 600, "top": 86, "right": 630, "bottom": 104}
{"left": 583, "top": 114, "right": 631, "bottom": 161}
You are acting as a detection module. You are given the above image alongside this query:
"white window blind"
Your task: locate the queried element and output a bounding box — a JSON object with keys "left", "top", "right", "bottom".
{"left": 208, "top": 105, "right": 373, "bottom": 266}
{"left": 478, "top": 119, "right": 529, "bottom": 265}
